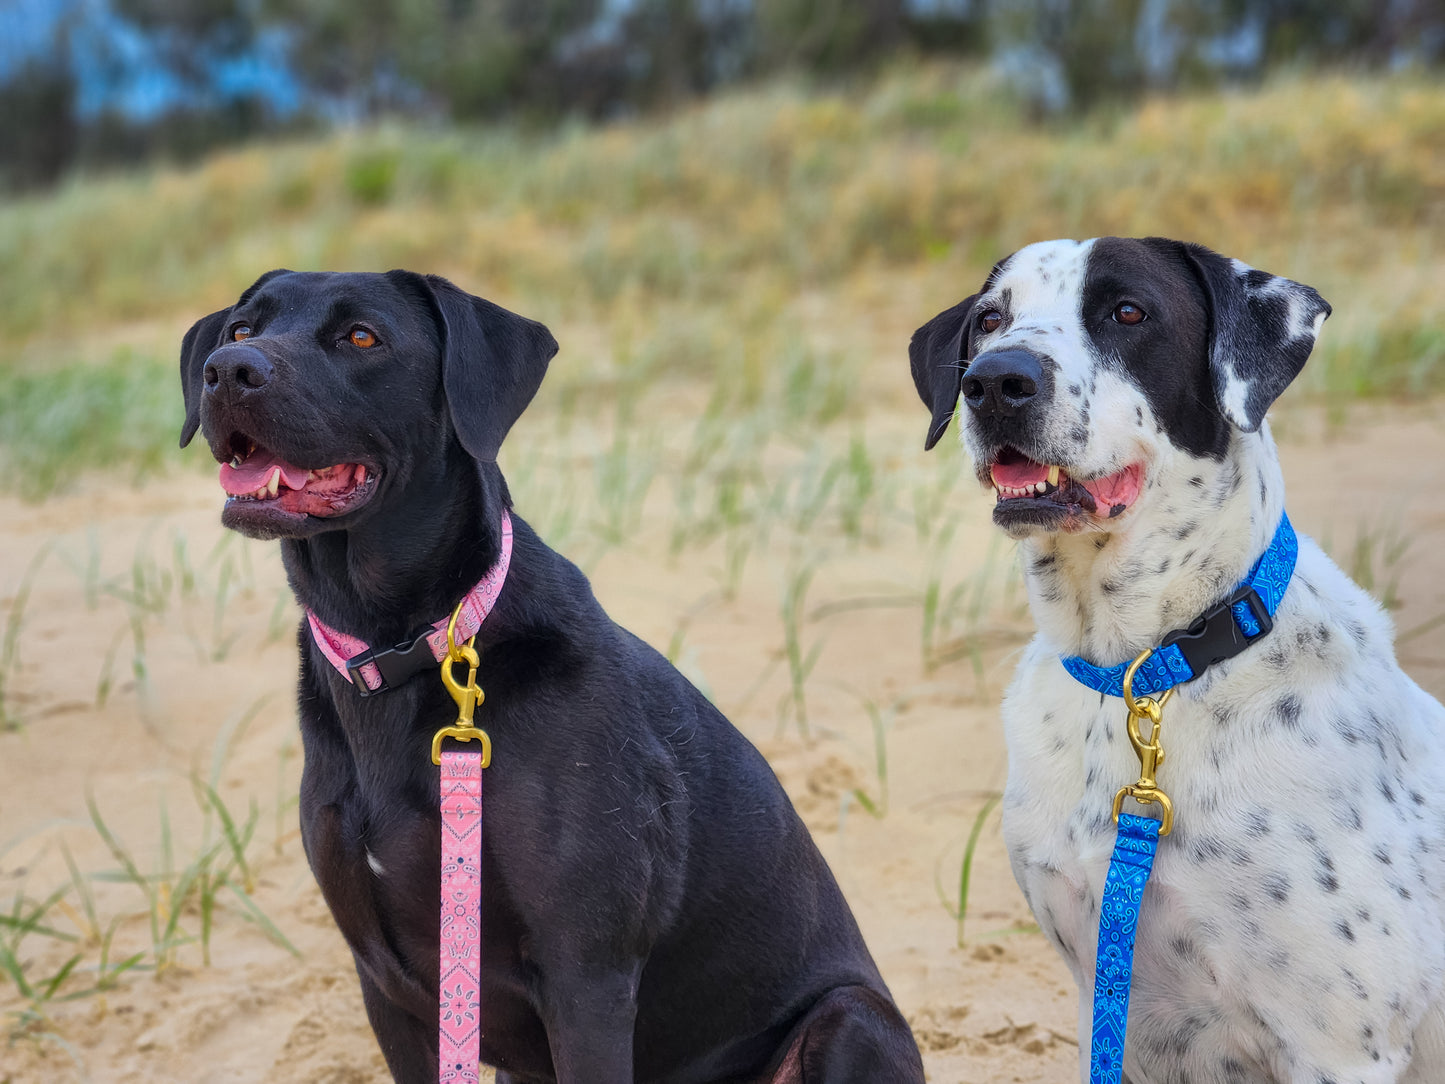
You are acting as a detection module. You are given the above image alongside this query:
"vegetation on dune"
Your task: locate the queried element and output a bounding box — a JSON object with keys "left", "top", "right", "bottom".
{"left": 0, "top": 64, "right": 1443, "bottom": 496}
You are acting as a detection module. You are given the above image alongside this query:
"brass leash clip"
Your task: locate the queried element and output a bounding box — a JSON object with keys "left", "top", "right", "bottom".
{"left": 1111, "top": 650, "right": 1175, "bottom": 835}
{"left": 431, "top": 602, "right": 492, "bottom": 767}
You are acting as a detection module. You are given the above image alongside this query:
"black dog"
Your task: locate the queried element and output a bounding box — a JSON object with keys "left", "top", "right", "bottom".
{"left": 178, "top": 270, "right": 924, "bottom": 1083}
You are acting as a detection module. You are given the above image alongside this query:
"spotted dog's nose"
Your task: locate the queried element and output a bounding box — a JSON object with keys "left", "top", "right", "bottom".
{"left": 204, "top": 343, "right": 274, "bottom": 398}
{"left": 962, "top": 349, "right": 1048, "bottom": 418}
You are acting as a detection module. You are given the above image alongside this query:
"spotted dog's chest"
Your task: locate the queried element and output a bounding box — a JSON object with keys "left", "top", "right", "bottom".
{"left": 1000, "top": 630, "right": 1445, "bottom": 1081}
{"left": 1000, "top": 675, "right": 1265, "bottom": 1078}
{"left": 1000, "top": 679, "right": 1145, "bottom": 975}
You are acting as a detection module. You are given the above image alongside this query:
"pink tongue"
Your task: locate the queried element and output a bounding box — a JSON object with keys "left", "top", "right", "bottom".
{"left": 219, "top": 451, "right": 310, "bottom": 496}
{"left": 1079, "top": 464, "right": 1143, "bottom": 509}
{"left": 991, "top": 457, "right": 1050, "bottom": 489}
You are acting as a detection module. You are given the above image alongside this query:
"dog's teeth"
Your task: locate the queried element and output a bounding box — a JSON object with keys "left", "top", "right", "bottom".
{"left": 266, "top": 467, "right": 281, "bottom": 498}
{"left": 230, "top": 454, "right": 243, "bottom": 469}
{"left": 1034, "top": 481, "right": 1046, "bottom": 495}
{"left": 1047, "top": 465, "right": 1060, "bottom": 486}
{"left": 254, "top": 486, "right": 267, "bottom": 500}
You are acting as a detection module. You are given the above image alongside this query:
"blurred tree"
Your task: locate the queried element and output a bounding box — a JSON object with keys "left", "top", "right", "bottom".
{"left": 988, "top": 0, "right": 1149, "bottom": 110}
{"left": 0, "top": 58, "right": 78, "bottom": 189}
{"left": 988, "top": 0, "right": 1445, "bottom": 111}
{"left": 1, "top": 0, "right": 1442, "bottom": 189}
{"left": 756, "top": 0, "right": 907, "bottom": 73}
{"left": 265, "top": 0, "right": 611, "bottom": 116}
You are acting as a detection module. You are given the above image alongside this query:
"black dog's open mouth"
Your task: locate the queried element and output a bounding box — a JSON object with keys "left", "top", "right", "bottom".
{"left": 218, "top": 433, "right": 378, "bottom": 520}
{"left": 988, "top": 446, "right": 1142, "bottom": 529}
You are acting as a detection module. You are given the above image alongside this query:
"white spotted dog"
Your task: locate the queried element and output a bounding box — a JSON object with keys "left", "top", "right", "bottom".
{"left": 908, "top": 236, "right": 1445, "bottom": 1084}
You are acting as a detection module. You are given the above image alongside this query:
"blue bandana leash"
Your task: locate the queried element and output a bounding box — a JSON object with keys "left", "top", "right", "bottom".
{"left": 1062, "top": 513, "right": 1298, "bottom": 1084}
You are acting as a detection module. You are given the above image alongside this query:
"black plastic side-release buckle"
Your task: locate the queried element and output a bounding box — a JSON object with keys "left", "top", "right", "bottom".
{"left": 1160, "top": 584, "right": 1273, "bottom": 679}
{"left": 345, "top": 627, "right": 437, "bottom": 697}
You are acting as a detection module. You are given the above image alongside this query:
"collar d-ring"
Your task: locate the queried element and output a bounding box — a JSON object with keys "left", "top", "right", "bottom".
{"left": 1122, "top": 649, "right": 1175, "bottom": 716}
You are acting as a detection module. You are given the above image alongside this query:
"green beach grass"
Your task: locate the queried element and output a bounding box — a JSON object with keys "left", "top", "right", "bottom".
{"left": 1, "top": 63, "right": 1442, "bottom": 496}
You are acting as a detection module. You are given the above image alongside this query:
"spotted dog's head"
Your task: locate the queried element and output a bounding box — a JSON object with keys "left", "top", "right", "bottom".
{"left": 909, "top": 237, "right": 1329, "bottom": 539}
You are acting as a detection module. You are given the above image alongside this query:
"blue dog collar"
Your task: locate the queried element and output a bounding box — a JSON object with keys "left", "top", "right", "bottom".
{"left": 1062, "top": 513, "right": 1297, "bottom": 698}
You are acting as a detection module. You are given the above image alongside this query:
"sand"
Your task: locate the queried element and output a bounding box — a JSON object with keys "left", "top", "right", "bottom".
{"left": 3, "top": 403, "right": 1442, "bottom": 1083}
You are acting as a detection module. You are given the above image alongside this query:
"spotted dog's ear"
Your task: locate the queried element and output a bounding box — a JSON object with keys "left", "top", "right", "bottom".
{"left": 178, "top": 269, "right": 292, "bottom": 448}
{"left": 909, "top": 294, "right": 977, "bottom": 451}
{"left": 1182, "top": 245, "right": 1330, "bottom": 433}
{"left": 402, "top": 272, "right": 559, "bottom": 463}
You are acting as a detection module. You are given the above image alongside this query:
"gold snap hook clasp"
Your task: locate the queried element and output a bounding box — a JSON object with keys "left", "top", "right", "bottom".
{"left": 1112, "top": 649, "right": 1174, "bottom": 835}
{"left": 431, "top": 601, "right": 491, "bottom": 767}
{"left": 441, "top": 603, "right": 482, "bottom": 725}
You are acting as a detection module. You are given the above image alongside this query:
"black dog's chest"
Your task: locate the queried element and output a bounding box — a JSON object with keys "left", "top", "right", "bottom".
{"left": 303, "top": 759, "right": 557, "bottom": 1073}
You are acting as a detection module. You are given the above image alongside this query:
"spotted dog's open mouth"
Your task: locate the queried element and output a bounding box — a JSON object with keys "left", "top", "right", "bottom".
{"left": 218, "top": 433, "right": 377, "bottom": 529}
{"left": 987, "top": 446, "right": 1143, "bottom": 531}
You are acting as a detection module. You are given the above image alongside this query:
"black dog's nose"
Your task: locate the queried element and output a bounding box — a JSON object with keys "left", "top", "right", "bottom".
{"left": 204, "top": 344, "right": 274, "bottom": 393}
{"left": 961, "top": 349, "right": 1046, "bottom": 417}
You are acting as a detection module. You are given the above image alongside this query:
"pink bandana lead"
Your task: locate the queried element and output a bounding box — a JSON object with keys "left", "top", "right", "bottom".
{"left": 439, "top": 748, "right": 484, "bottom": 1083}
{"left": 309, "top": 513, "right": 511, "bottom": 1080}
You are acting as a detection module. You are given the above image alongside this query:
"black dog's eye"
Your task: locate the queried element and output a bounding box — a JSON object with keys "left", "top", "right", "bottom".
{"left": 231, "top": 324, "right": 252, "bottom": 341}
{"left": 979, "top": 310, "right": 1004, "bottom": 333}
{"left": 348, "top": 327, "right": 378, "bottom": 349}
{"left": 1113, "top": 303, "right": 1147, "bottom": 326}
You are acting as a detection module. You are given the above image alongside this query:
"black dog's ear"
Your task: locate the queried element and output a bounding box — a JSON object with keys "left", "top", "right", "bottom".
{"left": 179, "top": 307, "right": 231, "bottom": 448}
{"left": 408, "top": 273, "right": 559, "bottom": 463}
{"left": 909, "top": 294, "right": 977, "bottom": 451}
{"left": 1182, "top": 244, "right": 1330, "bottom": 433}
{"left": 178, "top": 269, "right": 292, "bottom": 447}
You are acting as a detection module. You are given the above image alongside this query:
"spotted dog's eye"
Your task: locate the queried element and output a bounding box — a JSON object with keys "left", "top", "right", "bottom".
{"left": 1113, "top": 303, "right": 1146, "bottom": 326}
{"left": 348, "top": 327, "right": 378, "bottom": 349}
{"left": 979, "top": 310, "right": 1004, "bottom": 333}
{"left": 231, "top": 324, "right": 252, "bottom": 341}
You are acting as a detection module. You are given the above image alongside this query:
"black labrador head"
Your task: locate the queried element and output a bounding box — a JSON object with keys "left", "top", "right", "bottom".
{"left": 179, "top": 271, "right": 557, "bottom": 542}
{"left": 908, "top": 237, "right": 1330, "bottom": 537}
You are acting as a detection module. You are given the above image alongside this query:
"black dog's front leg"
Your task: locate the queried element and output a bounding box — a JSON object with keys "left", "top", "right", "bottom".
{"left": 538, "top": 961, "right": 641, "bottom": 1084}
{"left": 358, "top": 963, "right": 438, "bottom": 1083}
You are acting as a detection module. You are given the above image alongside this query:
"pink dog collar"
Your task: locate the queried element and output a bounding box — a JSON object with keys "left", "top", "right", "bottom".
{"left": 306, "top": 511, "right": 514, "bottom": 694}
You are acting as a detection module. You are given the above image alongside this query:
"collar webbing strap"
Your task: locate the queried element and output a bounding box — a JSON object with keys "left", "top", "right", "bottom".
{"left": 1062, "top": 513, "right": 1297, "bottom": 698}
{"left": 306, "top": 511, "right": 514, "bottom": 695}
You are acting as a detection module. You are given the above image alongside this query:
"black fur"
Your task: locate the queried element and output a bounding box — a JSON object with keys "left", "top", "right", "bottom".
{"left": 178, "top": 270, "right": 924, "bottom": 1084}
{"left": 1176, "top": 240, "right": 1331, "bottom": 433}
{"left": 907, "top": 293, "right": 976, "bottom": 450}
{"left": 1086, "top": 237, "right": 1232, "bottom": 461}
